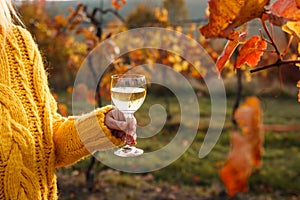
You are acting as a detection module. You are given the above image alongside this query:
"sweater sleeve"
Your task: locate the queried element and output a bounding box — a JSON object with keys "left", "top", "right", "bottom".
{"left": 51, "top": 104, "right": 124, "bottom": 168}
{"left": 17, "top": 26, "right": 123, "bottom": 168}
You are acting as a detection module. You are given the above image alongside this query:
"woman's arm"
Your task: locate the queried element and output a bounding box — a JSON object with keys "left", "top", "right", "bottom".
{"left": 51, "top": 104, "right": 124, "bottom": 168}
{"left": 17, "top": 26, "right": 124, "bottom": 168}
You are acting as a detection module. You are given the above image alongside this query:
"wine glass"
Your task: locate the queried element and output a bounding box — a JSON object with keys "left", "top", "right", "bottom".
{"left": 111, "top": 74, "right": 147, "bottom": 157}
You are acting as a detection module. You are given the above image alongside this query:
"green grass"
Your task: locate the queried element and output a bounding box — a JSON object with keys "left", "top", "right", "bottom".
{"left": 56, "top": 92, "right": 300, "bottom": 199}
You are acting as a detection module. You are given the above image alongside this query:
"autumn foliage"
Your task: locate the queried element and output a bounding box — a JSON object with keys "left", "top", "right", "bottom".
{"left": 219, "top": 97, "right": 263, "bottom": 197}
{"left": 200, "top": 0, "right": 300, "bottom": 196}
{"left": 200, "top": 0, "right": 300, "bottom": 101}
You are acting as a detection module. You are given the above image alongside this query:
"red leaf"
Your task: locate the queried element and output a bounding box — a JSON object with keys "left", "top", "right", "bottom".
{"left": 235, "top": 36, "right": 267, "bottom": 69}
{"left": 269, "top": 0, "right": 300, "bottom": 21}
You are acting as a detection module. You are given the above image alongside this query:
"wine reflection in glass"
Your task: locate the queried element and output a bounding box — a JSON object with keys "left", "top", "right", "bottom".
{"left": 111, "top": 74, "right": 146, "bottom": 157}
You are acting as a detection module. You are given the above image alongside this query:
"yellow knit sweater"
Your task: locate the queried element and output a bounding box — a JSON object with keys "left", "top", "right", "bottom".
{"left": 0, "top": 26, "right": 123, "bottom": 199}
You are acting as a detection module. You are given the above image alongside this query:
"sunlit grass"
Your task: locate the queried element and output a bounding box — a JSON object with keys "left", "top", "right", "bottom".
{"left": 57, "top": 91, "right": 300, "bottom": 198}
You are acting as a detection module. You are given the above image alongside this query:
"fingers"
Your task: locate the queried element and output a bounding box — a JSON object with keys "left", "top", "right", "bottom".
{"left": 112, "top": 130, "right": 136, "bottom": 145}
{"left": 105, "top": 109, "right": 127, "bottom": 131}
{"left": 123, "top": 117, "right": 137, "bottom": 145}
{"left": 111, "top": 130, "right": 127, "bottom": 141}
{"left": 106, "top": 118, "right": 127, "bottom": 131}
{"left": 111, "top": 109, "right": 126, "bottom": 121}
{"left": 126, "top": 117, "right": 137, "bottom": 140}
{"left": 105, "top": 108, "right": 137, "bottom": 144}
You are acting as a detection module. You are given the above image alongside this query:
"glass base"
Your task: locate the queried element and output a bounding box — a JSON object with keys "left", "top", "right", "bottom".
{"left": 114, "top": 145, "right": 144, "bottom": 157}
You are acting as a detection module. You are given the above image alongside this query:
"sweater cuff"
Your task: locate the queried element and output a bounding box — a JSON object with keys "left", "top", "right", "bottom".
{"left": 75, "top": 105, "right": 124, "bottom": 152}
{"left": 95, "top": 105, "right": 125, "bottom": 147}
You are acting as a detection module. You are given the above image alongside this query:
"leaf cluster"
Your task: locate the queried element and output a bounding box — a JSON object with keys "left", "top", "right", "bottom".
{"left": 199, "top": 0, "right": 300, "bottom": 101}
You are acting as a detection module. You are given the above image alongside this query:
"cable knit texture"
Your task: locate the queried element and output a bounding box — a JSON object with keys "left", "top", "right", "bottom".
{"left": 0, "top": 26, "right": 123, "bottom": 199}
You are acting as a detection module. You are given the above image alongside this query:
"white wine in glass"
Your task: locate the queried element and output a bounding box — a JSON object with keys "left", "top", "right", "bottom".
{"left": 111, "top": 74, "right": 146, "bottom": 157}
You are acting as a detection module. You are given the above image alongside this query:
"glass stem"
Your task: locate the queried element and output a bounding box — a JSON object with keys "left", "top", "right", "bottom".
{"left": 124, "top": 113, "right": 133, "bottom": 145}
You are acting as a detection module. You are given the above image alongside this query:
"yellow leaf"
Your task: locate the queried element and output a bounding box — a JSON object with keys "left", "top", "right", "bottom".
{"left": 168, "top": 55, "right": 175, "bottom": 63}
{"left": 182, "top": 61, "right": 189, "bottom": 71}
{"left": 282, "top": 21, "right": 300, "bottom": 38}
{"left": 168, "top": 55, "right": 182, "bottom": 63}
{"left": 173, "top": 63, "right": 182, "bottom": 72}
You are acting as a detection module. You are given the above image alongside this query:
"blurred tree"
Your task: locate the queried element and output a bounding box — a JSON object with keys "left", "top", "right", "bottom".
{"left": 18, "top": 2, "right": 86, "bottom": 91}
{"left": 162, "top": 0, "right": 188, "bottom": 24}
{"left": 125, "top": 4, "right": 163, "bottom": 29}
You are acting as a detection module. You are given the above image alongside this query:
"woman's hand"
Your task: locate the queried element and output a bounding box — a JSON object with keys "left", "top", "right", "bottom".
{"left": 104, "top": 109, "right": 137, "bottom": 145}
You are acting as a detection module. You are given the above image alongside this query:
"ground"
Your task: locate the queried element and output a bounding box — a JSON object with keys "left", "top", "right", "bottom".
{"left": 57, "top": 167, "right": 300, "bottom": 200}
{"left": 56, "top": 94, "right": 300, "bottom": 200}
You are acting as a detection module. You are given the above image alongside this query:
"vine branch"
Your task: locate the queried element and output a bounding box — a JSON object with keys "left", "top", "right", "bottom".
{"left": 250, "top": 59, "right": 300, "bottom": 73}
{"left": 261, "top": 17, "right": 281, "bottom": 58}
{"left": 250, "top": 17, "right": 300, "bottom": 74}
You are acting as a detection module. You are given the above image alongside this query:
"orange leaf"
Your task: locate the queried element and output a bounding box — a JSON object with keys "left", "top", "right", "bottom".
{"left": 216, "top": 32, "right": 247, "bottom": 73}
{"left": 199, "top": 0, "right": 240, "bottom": 40}
{"left": 230, "top": 0, "right": 270, "bottom": 28}
{"left": 199, "top": 0, "right": 269, "bottom": 40}
{"left": 297, "top": 0, "right": 300, "bottom": 8}
{"left": 51, "top": 93, "right": 58, "bottom": 100}
{"left": 220, "top": 97, "right": 264, "bottom": 197}
{"left": 216, "top": 39, "right": 239, "bottom": 73}
{"left": 234, "top": 96, "right": 264, "bottom": 167}
{"left": 269, "top": 0, "right": 300, "bottom": 21}
{"left": 235, "top": 36, "right": 267, "bottom": 69}
{"left": 54, "top": 15, "right": 68, "bottom": 27}
{"left": 58, "top": 104, "right": 68, "bottom": 117}
{"left": 111, "top": 0, "right": 126, "bottom": 10}
{"left": 219, "top": 132, "right": 252, "bottom": 197}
